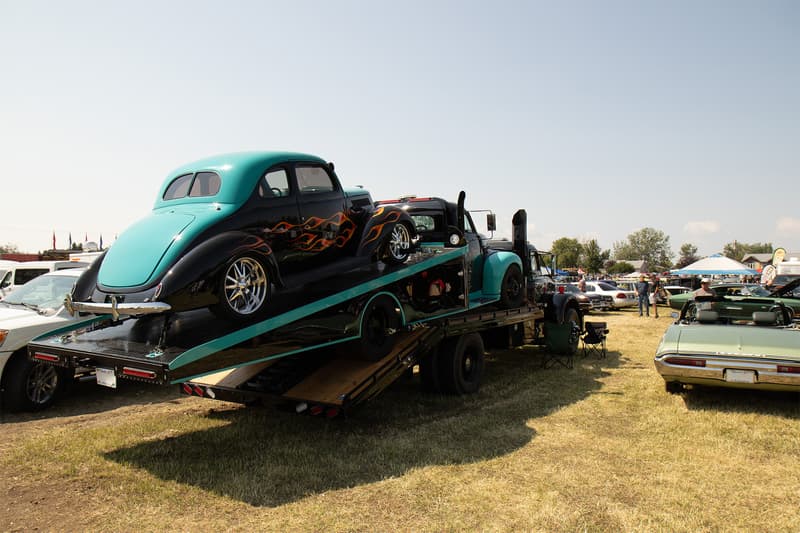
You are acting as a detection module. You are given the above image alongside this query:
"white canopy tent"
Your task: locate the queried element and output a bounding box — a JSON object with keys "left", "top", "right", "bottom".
{"left": 670, "top": 254, "right": 758, "bottom": 276}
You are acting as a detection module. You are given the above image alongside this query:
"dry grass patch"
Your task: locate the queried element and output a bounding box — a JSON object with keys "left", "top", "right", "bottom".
{"left": 2, "top": 309, "right": 799, "bottom": 531}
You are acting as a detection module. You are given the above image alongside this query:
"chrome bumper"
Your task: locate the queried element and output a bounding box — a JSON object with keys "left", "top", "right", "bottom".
{"left": 65, "top": 293, "right": 171, "bottom": 321}
{"left": 655, "top": 354, "right": 800, "bottom": 390}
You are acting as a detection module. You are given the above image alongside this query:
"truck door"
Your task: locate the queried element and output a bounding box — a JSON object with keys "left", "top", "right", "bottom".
{"left": 293, "top": 163, "right": 350, "bottom": 270}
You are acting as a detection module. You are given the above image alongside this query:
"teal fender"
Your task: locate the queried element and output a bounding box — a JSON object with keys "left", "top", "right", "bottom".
{"left": 480, "top": 251, "right": 523, "bottom": 299}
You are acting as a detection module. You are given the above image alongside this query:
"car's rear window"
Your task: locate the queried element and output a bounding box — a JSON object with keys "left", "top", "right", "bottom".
{"left": 164, "top": 172, "right": 221, "bottom": 200}
{"left": 598, "top": 282, "right": 617, "bottom": 291}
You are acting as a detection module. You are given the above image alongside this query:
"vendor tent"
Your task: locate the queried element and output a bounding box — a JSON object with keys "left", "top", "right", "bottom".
{"left": 670, "top": 254, "right": 758, "bottom": 276}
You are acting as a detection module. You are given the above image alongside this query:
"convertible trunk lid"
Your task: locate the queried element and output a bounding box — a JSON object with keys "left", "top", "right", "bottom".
{"left": 674, "top": 325, "right": 800, "bottom": 360}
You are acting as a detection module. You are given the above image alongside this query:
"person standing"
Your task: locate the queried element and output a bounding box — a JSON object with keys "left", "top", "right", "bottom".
{"left": 650, "top": 274, "right": 662, "bottom": 318}
{"left": 635, "top": 274, "right": 650, "bottom": 317}
{"left": 694, "top": 278, "right": 716, "bottom": 297}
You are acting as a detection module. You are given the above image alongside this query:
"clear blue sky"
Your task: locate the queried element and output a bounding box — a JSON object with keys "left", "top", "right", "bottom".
{"left": 1, "top": 0, "right": 798, "bottom": 260}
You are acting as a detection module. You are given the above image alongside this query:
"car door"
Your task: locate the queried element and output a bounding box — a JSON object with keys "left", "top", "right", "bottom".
{"left": 292, "top": 163, "right": 350, "bottom": 270}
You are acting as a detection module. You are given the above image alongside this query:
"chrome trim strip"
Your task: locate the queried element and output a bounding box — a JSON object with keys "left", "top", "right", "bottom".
{"left": 69, "top": 300, "right": 172, "bottom": 321}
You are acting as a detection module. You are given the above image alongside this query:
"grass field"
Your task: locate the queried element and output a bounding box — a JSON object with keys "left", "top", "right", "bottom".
{"left": 2, "top": 309, "right": 799, "bottom": 531}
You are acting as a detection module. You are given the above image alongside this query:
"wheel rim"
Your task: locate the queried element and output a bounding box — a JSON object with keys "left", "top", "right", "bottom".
{"left": 505, "top": 272, "right": 522, "bottom": 301}
{"left": 26, "top": 363, "right": 59, "bottom": 405}
{"left": 388, "top": 224, "right": 411, "bottom": 260}
{"left": 223, "top": 257, "right": 268, "bottom": 315}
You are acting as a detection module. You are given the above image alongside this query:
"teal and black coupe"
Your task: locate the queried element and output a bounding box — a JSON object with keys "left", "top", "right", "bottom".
{"left": 68, "top": 152, "right": 416, "bottom": 321}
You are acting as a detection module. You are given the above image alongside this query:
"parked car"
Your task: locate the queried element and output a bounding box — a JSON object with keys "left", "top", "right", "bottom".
{"left": 0, "top": 269, "right": 94, "bottom": 411}
{"left": 667, "top": 281, "right": 800, "bottom": 319}
{"left": 68, "top": 152, "right": 417, "bottom": 322}
{"left": 583, "top": 281, "right": 636, "bottom": 309}
{"left": 655, "top": 297, "right": 800, "bottom": 393}
{"left": 1, "top": 260, "right": 90, "bottom": 298}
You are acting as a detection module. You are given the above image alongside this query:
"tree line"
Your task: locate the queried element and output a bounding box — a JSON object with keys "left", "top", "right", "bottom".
{"left": 550, "top": 228, "right": 772, "bottom": 275}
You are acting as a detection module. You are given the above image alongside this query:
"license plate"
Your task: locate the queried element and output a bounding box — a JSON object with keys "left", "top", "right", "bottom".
{"left": 96, "top": 367, "right": 117, "bottom": 389}
{"left": 725, "top": 369, "right": 755, "bottom": 384}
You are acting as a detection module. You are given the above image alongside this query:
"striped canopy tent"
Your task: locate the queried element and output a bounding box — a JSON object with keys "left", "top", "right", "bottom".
{"left": 670, "top": 254, "right": 758, "bottom": 276}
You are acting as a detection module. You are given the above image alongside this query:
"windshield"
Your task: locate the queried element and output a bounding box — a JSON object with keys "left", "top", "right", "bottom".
{"left": 741, "top": 285, "right": 770, "bottom": 296}
{"left": 3, "top": 274, "right": 77, "bottom": 309}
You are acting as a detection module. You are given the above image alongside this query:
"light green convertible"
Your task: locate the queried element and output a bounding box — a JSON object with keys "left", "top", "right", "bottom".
{"left": 655, "top": 298, "right": 800, "bottom": 393}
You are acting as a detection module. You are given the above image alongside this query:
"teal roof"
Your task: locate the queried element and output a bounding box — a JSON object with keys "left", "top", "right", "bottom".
{"left": 153, "top": 151, "right": 326, "bottom": 209}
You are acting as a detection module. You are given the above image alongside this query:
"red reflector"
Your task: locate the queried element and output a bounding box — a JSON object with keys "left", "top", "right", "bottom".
{"left": 665, "top": 357, "right": 706, "bottom": 367}
{"left": 192, "top": 385, "right": 204, "bottom": 396}
{"left": 309, "top": 405, "right": 324, "bottom": 416}
{"left": 33, "top": 353, "right": 60, "bottom": 362}
{"left": 326, "top": 407, "right": 340, "bottom": 418}
{"left": 122, "top": 367, "right": 157, "bottom": 380}
{"left": 558, "top": 286, "right": 565, "bottom": 294}
{"left": 777, "top": 365, "right": 800, "bottom": 374}
{"left": 181, "top": 383, "right": 193, "bottom": 395}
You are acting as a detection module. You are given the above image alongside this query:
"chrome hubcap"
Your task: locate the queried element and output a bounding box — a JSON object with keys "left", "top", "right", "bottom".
{"left": 389, "top": 225, "right": 411, "bottom": 259}
{"left": 26, "top": 364, "right": 58, "bottom": 405}
{"left": 223, "top": 257, "right": 268, "bottom": 315}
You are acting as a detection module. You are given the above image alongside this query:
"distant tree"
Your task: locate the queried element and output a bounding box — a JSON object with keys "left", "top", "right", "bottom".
{"left": 612, "top": 228, "right": 674, "bottom": 268}
{"left": 608, "top": 261, "right": 635, "bottom": 275}
{"left": 551, "top": 237, "right": 582, "bottom": 269}
{"left": 722, "top": 241, "right": 773, "bottom": 260}
{"left": 673, "top": 243, "right": 700, "bottom": 269}
{"left": 0, "top": 243, "right": 19, "bottom": 254}
{"left": 581, "top": 239, "right": 609, "bottom": 275}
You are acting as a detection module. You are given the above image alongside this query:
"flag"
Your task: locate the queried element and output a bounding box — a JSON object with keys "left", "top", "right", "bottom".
{"left": 84, "top": 232, "right": 88, "bottom": 243}
{"left": 99, "top": 234, "right": 103, "bottom": 250}
{"left": 69, "top": 232, "right": 73, "bottom": 248}
{"left": 52, "top": 231, "right": 56, "bottom": 250}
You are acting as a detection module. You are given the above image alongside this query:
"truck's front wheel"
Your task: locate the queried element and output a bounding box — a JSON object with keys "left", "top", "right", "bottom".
{"left": 437, "top": 333, "right": 485, "bottom": 394}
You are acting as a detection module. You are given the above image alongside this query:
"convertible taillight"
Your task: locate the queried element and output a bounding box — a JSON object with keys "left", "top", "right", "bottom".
{"left": 777, "top": 365, "right": 800, "bottom": 374}
{"left": 665, "top": 357, "right": 706, "bottom": 367}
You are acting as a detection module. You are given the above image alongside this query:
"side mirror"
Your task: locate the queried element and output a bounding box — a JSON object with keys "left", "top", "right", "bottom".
{"left": 486, "top": 213, "right": 496, "bottom": 232}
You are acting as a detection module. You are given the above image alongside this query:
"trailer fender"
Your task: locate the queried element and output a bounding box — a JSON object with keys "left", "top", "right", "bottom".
{"left": 552, "top": 293, "right": 583, "bottom": 326}
{"left": 481, "top": 251, "right": 523, "bottom": 300}
{"left": 353, "top": 292, "right": 405, "bottom": 361}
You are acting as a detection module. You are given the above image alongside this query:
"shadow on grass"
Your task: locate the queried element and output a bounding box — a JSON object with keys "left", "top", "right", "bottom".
{"left": 680, "top": 386, "right": 800, "bottom": 419}
{"left": 0, "top": 379, "right": 182, "bottom": 424}
{"left": 104, "top": 346, "right": 614, "bottom": 507}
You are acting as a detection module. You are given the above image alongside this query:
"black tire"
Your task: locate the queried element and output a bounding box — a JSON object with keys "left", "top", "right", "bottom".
{"left": 499, "top": 264, "right": 525, "bottom": 309}
{"left": 437, "top": 333, "right": 485, "bottom": 395}
{"left": 382, "top": 223, "right": 413, "bottom": 265}
{"left": 354, "top": 296, "right": 400, "bottom": 361}
{"left": 211, "top": 255, "right": 270, "bottom": 321}
{"left": 562, "top": 307, "right": 581, "bottom": 355}
{"left": 1, "top": 353, "right": 69, "bottom": 412}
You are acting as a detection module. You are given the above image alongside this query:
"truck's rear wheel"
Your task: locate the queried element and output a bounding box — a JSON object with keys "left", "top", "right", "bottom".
{"left": 499, "top": 264, "right": 524, "bottom": 309}
{"left": 437, "top": 333, "right": 485, "bottom": 395}
{"left": 354, "top": 296, "right": 400, "bottom": 361}
{"left": 562, "top": 307, "right": 581, "bottom": 355}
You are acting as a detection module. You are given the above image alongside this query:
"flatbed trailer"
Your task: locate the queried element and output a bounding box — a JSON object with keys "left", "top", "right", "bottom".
{"left": 28, "top": 205, "right": 581, "bottom": 415}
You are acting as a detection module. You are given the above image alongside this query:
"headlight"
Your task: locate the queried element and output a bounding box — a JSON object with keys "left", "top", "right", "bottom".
{"left": 0, "top": 329, "right": 8, "bottom": 347}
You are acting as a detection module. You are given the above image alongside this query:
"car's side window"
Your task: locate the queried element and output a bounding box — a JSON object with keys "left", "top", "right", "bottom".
{"left": 163, "top": 174, "right": 193, "bottom": 200}
{"left": 411, "top": 215, "right": 437, "bottom": 232}
{"left": 296, "top": 166, "right": 335, "bottom": 194}
{"left": 259, "top": 169, "right": 290, "bottom": 198}
{"left": 189, "top": 172, "right": 221, "bottom": 197}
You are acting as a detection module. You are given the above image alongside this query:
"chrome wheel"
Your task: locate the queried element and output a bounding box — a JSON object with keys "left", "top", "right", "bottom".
{"left": 385, "top": 224, "right": 411, "bottom": 263}
{"left": 26, "top": 363, "right": 59, "bottom": 406}
{"left": 222, "top": 257, "right": 268, "bottom": 316}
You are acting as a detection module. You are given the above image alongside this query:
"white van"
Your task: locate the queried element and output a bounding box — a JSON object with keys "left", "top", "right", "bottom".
{"left": 0, "top": 260, "right": 90, "bottom": 298}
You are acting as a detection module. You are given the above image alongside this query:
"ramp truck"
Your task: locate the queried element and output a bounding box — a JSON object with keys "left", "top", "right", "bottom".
{"left": 28, "top": 193, "right": 582, "bottom": 416}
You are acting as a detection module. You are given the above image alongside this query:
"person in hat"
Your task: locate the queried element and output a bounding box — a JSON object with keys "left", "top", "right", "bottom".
{"left": 635, "top": 274, "right": 650, "bottom": 317}
{"left": 694, "top": 278, "right": 716, "bottom": 297}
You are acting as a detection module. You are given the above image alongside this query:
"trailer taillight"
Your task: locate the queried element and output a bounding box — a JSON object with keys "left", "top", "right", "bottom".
{"left": 122, "top": 367, "right": 157, "bottom": 380}
{"left": 192, "top": 385, "right": 204, "bottom": 396}
{"left": 181, "top": 383, "right": 193, "bottom": 395}
{"left": 309, "top": 405, "right": 324, "bottom": 416}
{"left": 33, "top": 353, "right": 60, "bottom": 363}
{"left": 777, "top": 365, "right": 800, "bottom": 374}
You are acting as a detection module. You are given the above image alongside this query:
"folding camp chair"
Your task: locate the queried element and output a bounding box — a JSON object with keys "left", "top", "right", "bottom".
{"left": 581, "top": 322, "right": 608, "bottom": 359}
